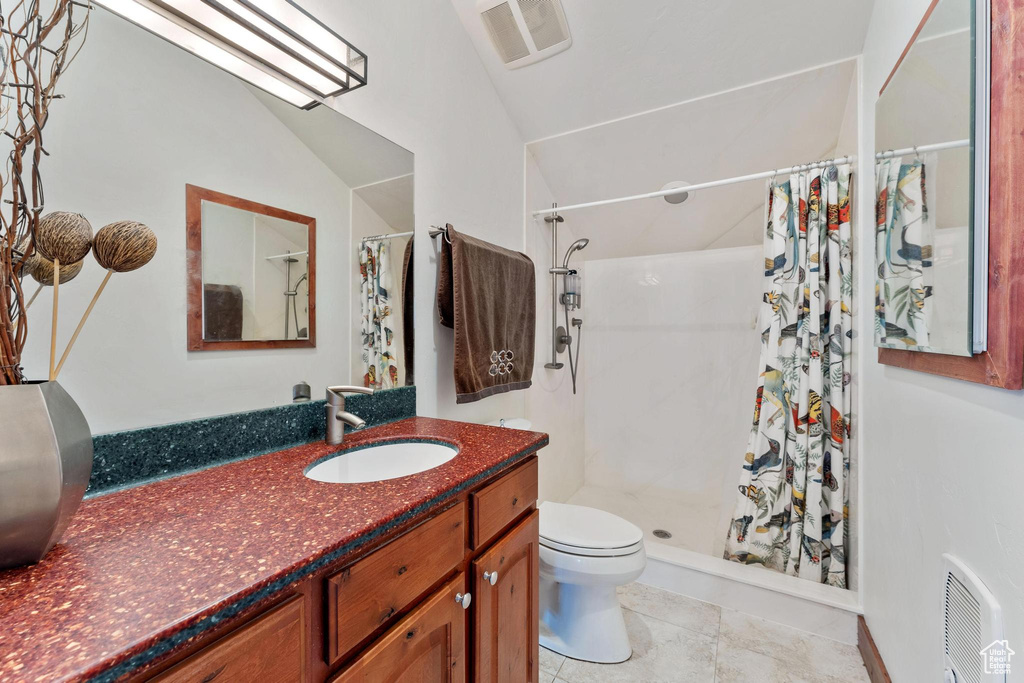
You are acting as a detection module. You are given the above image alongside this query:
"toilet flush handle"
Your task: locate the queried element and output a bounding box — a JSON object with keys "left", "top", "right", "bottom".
{"left": 483, "top": 570, "right": 498, "bottom": 586}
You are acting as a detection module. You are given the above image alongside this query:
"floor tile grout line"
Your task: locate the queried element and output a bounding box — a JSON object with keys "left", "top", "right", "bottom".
{"left": 539, "top": 646, "right": 567, "bottom": 679}
{"left": 712, "top": 608, "right": 723, "bottom": 676}
{"left": 618, "top": 603, "right": 722, "bottom": 640}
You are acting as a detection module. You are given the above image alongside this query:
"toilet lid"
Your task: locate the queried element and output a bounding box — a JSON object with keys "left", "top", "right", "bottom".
{"left": 539, "top": 502, "right": 644, "bottom": 556}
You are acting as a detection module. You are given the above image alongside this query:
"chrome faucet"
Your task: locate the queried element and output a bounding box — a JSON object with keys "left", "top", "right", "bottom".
{"left": 326, "top": 385, "right": 374, "bottom": 446}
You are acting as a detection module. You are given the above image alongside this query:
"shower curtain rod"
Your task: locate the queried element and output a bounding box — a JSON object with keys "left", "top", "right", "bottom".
{"left": 265, "top": 250, "right": 308, "bottom": 261}
{"left": 361, "top": 230, "right": 414, "bottom": 242}
{"left": 531, "top": 138, "right": 970, "bottom": 216}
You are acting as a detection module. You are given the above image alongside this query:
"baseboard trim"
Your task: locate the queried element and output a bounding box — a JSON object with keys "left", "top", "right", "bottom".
{"left": 858, "top": 616, "right": 893, "bottom": 683}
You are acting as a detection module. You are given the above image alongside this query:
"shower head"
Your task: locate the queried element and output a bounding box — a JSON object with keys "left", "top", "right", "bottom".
{"left": 562, "top": 238, "right": 590, "bottom": 268}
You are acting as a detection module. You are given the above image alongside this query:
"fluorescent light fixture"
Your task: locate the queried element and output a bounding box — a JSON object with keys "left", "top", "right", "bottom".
{"left": 238, "top": 0, "right": 366, "bottom": 81}
{"left": 95, "top": 0, "right": 366, "bottom": 109}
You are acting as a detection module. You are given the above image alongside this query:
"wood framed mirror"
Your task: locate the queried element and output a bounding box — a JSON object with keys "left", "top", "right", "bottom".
{"left": 877, "top": 0, "right": 1024, "bottom": 389}
{"left": 186, "top": 185, "right": 317, "bottom": 351}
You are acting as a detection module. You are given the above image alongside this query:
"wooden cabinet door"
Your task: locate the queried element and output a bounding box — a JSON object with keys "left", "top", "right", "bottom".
{"left": 472, "top": 510, "right": 539, "bottom": 683}
{"left": 330, "top": 573, "right": 467, "bottom": 683}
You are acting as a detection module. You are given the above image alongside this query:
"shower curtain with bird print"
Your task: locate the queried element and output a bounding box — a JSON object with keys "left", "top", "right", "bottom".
{"left": 874, "top": 157, "right": 932, "bottom": 349}
{"left": 724, "top": 164, "right": 853, "bottom": 588}
{"left": 360, "top": 240, "right": 398, "bottom": 389}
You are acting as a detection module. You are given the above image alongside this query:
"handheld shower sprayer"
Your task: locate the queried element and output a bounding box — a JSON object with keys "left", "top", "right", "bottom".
{"left": 562, "top": 238, "right": 589, "bottom": 268}
{"left": 561, "top": 238, "right": 588, "bottom": 311}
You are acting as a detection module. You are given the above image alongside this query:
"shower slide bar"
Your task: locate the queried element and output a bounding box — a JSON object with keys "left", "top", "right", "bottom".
{"left": 530, "top": 138, "right": 970, "bottom": 216}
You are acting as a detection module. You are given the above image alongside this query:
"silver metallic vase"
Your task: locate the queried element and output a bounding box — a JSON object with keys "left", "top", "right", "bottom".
{"left": 0, "top": 381, "right": 93, "bottom": 569}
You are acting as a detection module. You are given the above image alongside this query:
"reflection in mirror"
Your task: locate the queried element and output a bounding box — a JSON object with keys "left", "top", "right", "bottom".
{"left": 189, "top": 186, "right": 315, "bottom": 347}
{"left": 352, "top": 175, "right": 415, "bottom": 388}
{"left": 29, "top": 5, "right": 415, "bottom": 432}
{"left": 874, "top": 0, "right": 987, "bottom": 357}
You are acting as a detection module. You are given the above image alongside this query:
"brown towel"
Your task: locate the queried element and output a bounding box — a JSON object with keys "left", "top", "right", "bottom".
{"left": 203, "top": 284, "right": 243, "bottom": 340}
{"left": 402, "top": 239, "right": 415, "bottom": 385}
{"left": 437, "top": 225, "right": 535, "bottom": 403}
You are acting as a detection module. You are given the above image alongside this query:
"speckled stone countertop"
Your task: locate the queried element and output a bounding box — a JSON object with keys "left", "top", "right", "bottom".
{"left": 0, "top": 417, "right": 548, "bottom": 683}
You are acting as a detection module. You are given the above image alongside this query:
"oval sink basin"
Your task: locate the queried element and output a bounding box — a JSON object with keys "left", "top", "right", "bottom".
{"left": 305, "top": 442, "right": 458, "bottom": 484}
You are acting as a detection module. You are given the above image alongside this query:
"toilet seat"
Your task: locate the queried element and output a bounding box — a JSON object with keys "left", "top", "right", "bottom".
{"left": 539, "top": 502, "right": 644, "bottom": 557}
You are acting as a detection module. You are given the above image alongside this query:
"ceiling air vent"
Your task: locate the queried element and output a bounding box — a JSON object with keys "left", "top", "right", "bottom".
{"left": 943, "top": 554, "right": 1007, "bottom": 683}
{"left": 477, "top": 0, "right": 571, "bottom": 69}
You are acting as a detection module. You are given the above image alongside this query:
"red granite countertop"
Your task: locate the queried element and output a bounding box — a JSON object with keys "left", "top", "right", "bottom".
{"left": 0, "top": 417, "right": 547, "bottom": 682}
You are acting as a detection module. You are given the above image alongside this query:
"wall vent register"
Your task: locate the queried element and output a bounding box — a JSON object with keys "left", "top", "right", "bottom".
{"left": 477, "top": 0, "right": 571, "bottom": 69}
{"left": 942, "top": 554, "right": 1006, "bottom": 683}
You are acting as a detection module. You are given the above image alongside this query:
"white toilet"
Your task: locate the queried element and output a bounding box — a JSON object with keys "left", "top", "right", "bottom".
{"left": 538, "top": 501, "right": 646, "bottom": 664}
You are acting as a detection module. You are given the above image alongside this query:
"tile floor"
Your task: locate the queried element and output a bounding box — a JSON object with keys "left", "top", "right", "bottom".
{"left": 540, "top": 582, "right": 871, "bottom": 683}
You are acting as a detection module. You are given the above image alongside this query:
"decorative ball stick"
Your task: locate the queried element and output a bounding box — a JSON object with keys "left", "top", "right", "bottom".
{"left": 55, "top": 221, "right": 157, "bottom": 378}
{"left": 24, "top": 256, "right": 85, "bottom": 309}
{"left": 35, "top": 212, "right": 93, "bottom": 381}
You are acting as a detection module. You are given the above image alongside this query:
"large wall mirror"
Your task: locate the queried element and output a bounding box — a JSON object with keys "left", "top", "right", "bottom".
{"left": 874, "top": 0, "right": 989, "bottom": 357}
{"left": 23, "top": 6, "right": 415, "bottom": 433}
{"left": 187, "top": 186, "right": 317, "bottom": 350}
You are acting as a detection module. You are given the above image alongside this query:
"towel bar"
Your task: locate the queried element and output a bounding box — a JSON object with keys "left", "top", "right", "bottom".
{"left": 429, "top": 224, "right": 452, "bottom": 243}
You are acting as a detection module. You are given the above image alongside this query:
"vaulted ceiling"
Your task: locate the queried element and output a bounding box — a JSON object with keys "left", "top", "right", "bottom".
{"left": 526, "top": 60, "right": 858, "bottom": 261}
{"left": 450, "top": 0, "right": 876, "bottom": 142}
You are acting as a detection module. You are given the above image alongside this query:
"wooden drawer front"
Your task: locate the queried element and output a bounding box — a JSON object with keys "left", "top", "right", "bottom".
{"left": 329, "top": 573, "right": 467, "bottom": 683}
{"left": 471, "top": 458, "right": 538, "bottom": 549}
{"left": 326, "top": 502, "right": 466, "bottom": 665}
{"left": 150, "top": 596, "right": 305, "bottom": 683}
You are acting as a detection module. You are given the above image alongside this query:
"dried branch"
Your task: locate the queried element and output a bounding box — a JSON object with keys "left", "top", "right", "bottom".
{"left": 0, "top": 0, "right": 89, "bottom": 384}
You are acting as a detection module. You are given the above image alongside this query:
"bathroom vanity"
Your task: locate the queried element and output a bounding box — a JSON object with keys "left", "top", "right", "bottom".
{"left": 0, "top": 418, "right": 547, "bottom": 682}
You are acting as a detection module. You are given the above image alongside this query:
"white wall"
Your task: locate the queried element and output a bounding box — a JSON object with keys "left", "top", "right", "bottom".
{"left": 524, "top": 151, "right": 585, "bottom": 503}
{"left": 313, "top": 0, "right": 529, "bottom": 425}
{"left": 858, "top": 3, "right": 1024, "bottom": 681}
{"left": 26, "top": 12, "right": 353, "bottom": 433}
{"left": 581, "top": 246, "right": 763, "bottom": 556}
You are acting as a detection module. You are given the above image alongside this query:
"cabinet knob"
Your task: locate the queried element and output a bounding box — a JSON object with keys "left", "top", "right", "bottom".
{"left": 483, "top": 570, "right": 499, "bottom": 586}
{"left": 455, "top": 592, "right": 472, "bottom": 609}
